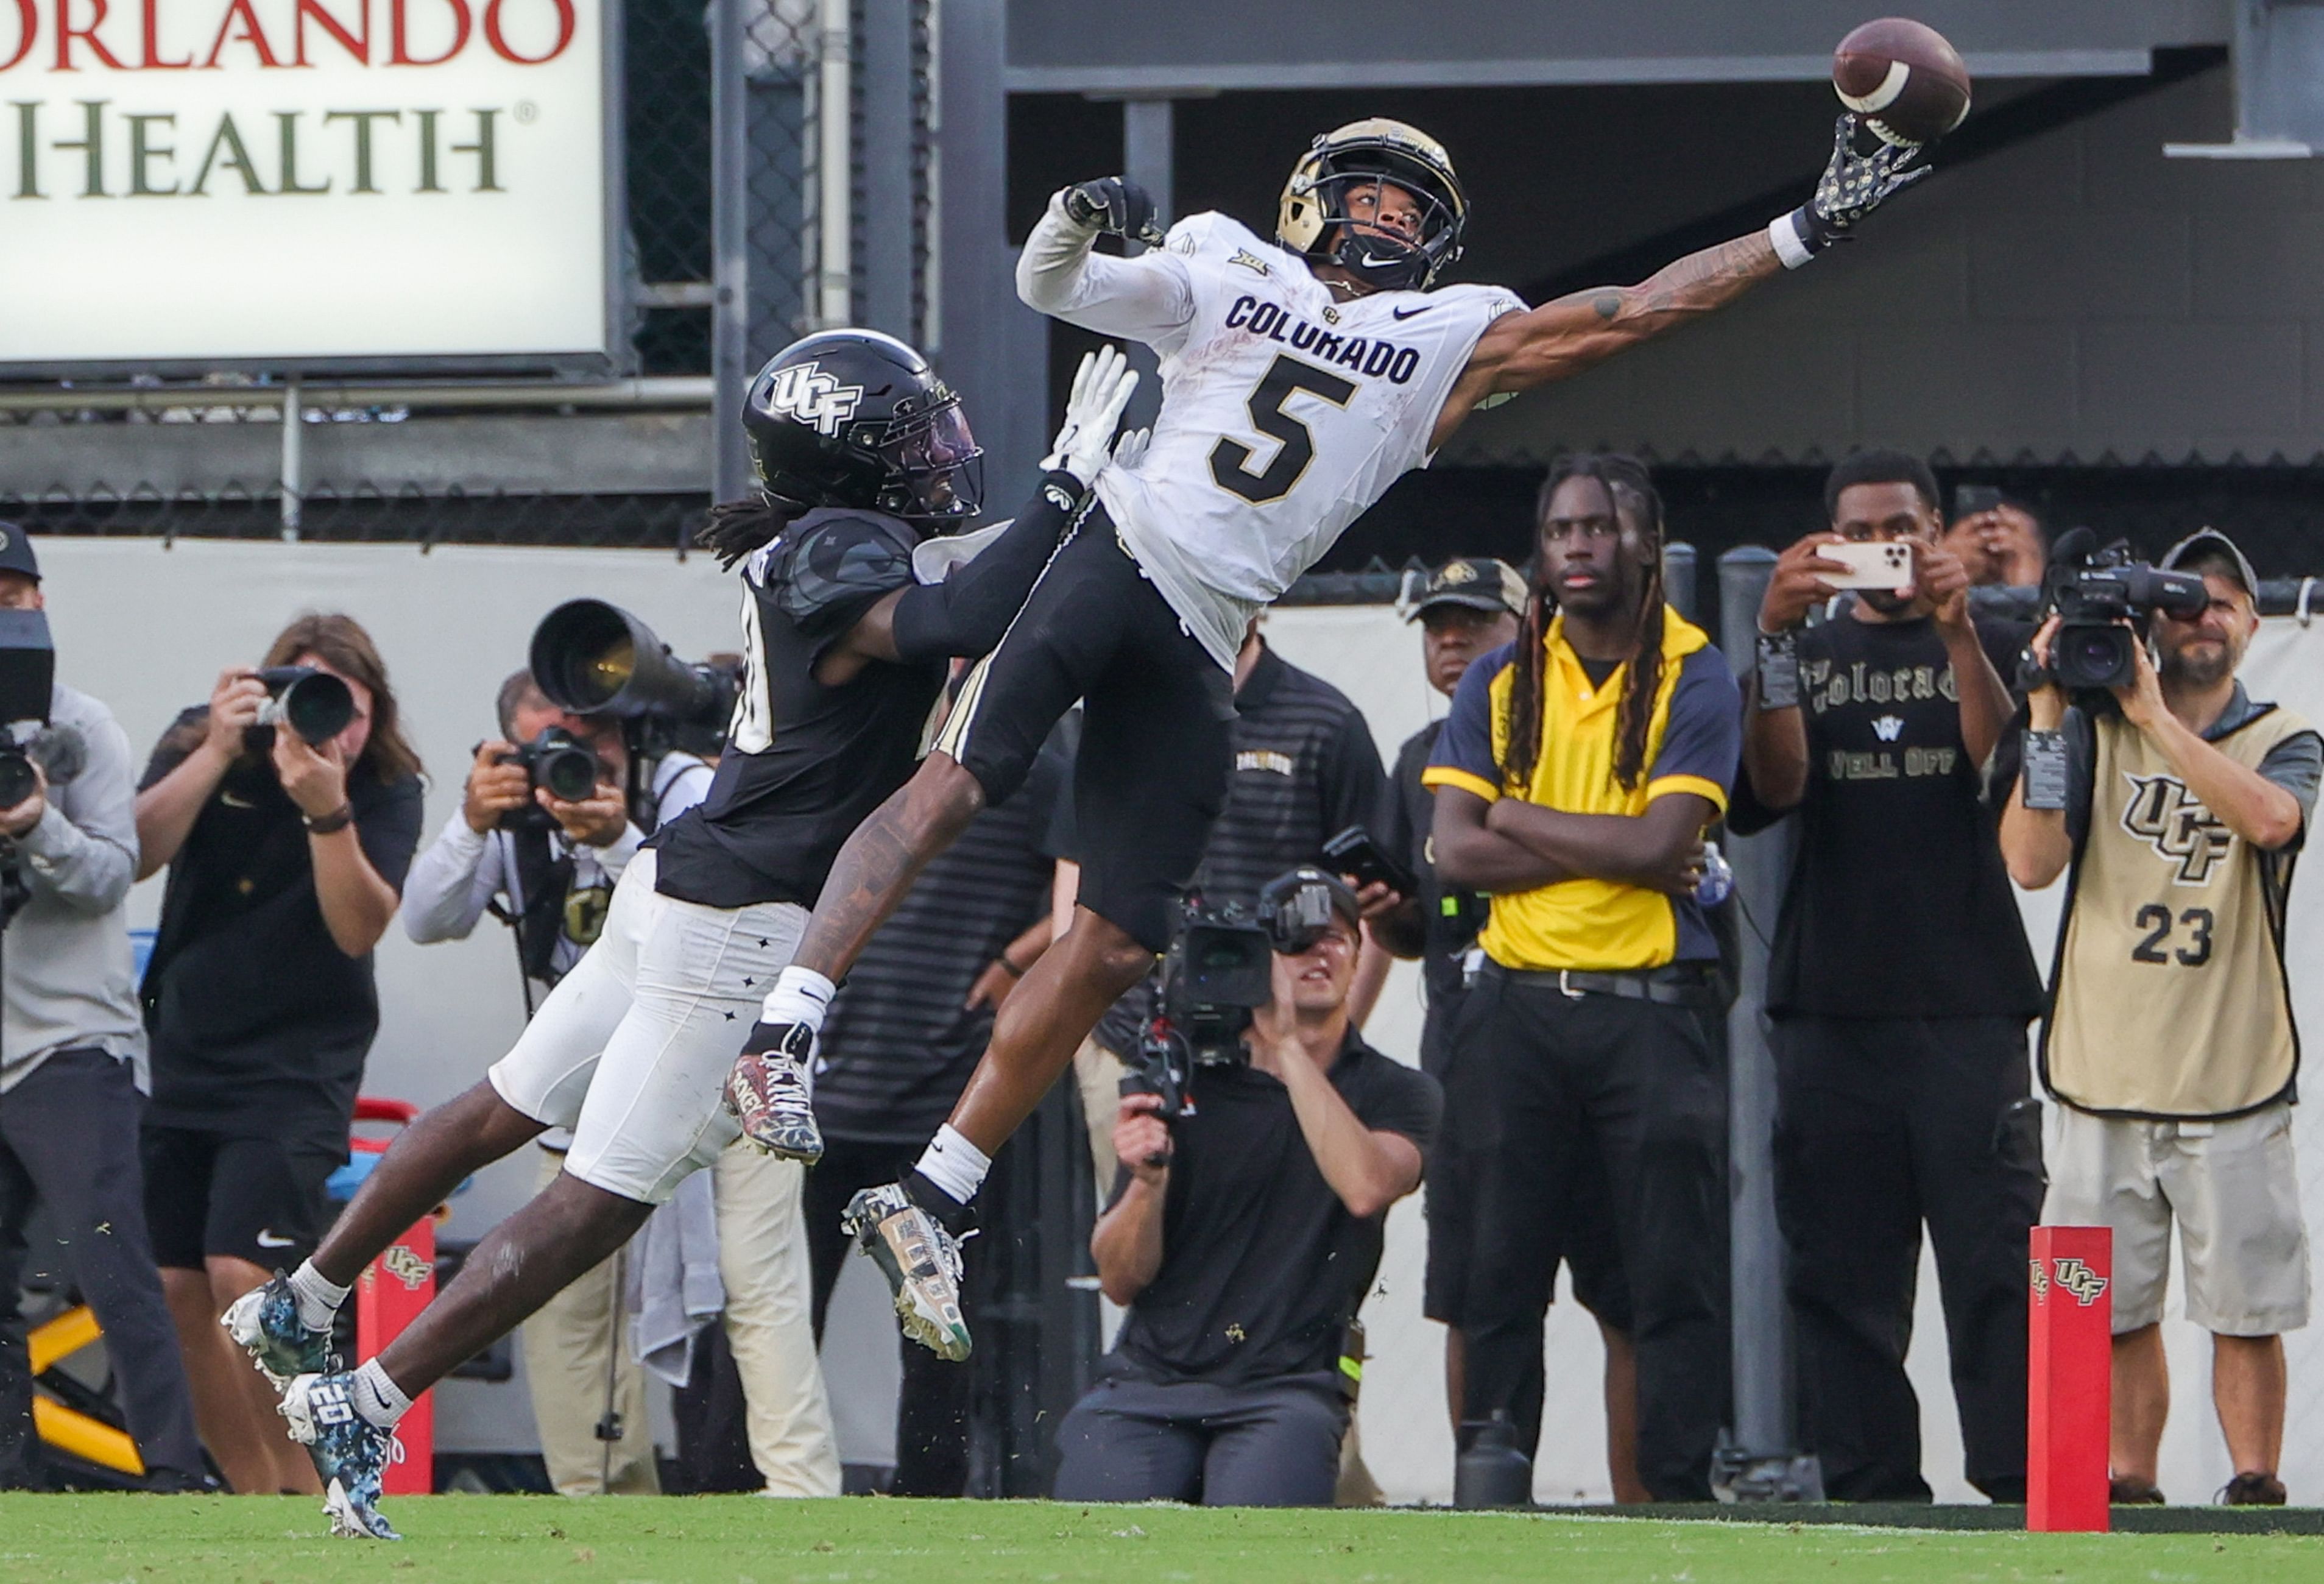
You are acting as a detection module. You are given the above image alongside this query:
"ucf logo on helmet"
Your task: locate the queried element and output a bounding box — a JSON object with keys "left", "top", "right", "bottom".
{"left": 766, "top": 362, "right": 866, "bottom": 439}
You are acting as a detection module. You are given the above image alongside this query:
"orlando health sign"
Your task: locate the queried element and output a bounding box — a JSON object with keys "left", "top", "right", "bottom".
{"left": 0, "top": 0, "right": 610, "bottom": 364}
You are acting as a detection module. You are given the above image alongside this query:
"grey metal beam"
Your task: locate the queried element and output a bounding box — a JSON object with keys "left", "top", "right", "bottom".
{"left": 710, "top": 0, "right": 754, "bottom": 508}
{"left": 858, "top": 0, "right": 917, "bottom": 335}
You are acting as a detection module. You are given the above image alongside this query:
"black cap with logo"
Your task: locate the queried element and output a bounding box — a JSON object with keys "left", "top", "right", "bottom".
{"left": 0, "top": 523, "right": 40, "bottom": 584}
{"left": 1399, "top": 556, "right": 1526, "bottom": 622}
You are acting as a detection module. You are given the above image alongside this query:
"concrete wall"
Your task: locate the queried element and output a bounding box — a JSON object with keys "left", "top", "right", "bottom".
{"left": 1454, "top": 64, "right": 2324, "bottom": 469}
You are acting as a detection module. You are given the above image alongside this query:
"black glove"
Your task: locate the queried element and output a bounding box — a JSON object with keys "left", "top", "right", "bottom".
{"left": 1062, "top": 176, "right": 1166, "bottom": 246}
{"left": 1789, "top": 113, "right": 1934, "bottom": 253}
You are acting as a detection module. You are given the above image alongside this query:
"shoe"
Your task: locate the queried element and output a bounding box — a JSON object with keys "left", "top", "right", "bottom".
{"left": 2109, "top": 1475, "right": 2166, "bottom": 1505}
{"left": 724, "top": 1022, "right": 824, "bottom": 1163}
{"left": 278, "top": 1373, "right": 401, "bottom": 1541}
{"left": 223, "top": 1274, "right": 333, "bottom": 1385}
{"left": 2223, "top": 1471, "right": 2287, "bottom": 1505}
{"left": 844, "top": 1181, "right": 972, "bottom": 1362}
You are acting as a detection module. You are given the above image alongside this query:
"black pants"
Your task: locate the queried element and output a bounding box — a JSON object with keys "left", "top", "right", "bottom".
{"left": 1457, "top": 967, "right": 1730, "bottom": 1501}
{"left": 804, "top": 1137, "right": 975, "bottom": 1496}
{"left": 1050, "top": 1371, "right": 1347, "bottom": 1506}
{"left": 0, "top": 1050, "right": 203, "bottom": 1487}
{"left": 1772, "top": 1014, "right": 2041, "bottom": 1503}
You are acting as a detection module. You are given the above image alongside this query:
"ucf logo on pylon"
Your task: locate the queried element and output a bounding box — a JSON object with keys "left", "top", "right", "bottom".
{"left": 2031, "top": 1254, "right": 2110, "bottom": 1307}
{"left": 2121, "top": 772, "right": 2235, "bottom": 885}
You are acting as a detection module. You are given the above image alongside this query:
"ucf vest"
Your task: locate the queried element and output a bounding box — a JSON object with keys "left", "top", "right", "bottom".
{"left": 2044, "top": 705, "right": 2308, "bottom": 1118}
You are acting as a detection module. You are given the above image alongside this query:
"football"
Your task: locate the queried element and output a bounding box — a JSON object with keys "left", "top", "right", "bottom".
{"left": 1832, "top": 17, "right": 1973, "bottom": 146}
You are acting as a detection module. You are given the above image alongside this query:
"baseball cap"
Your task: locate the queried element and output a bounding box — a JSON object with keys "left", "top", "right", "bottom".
{"left": 1399, "top": 556, "right": 1527, "bottom": 622}
{"left": 0, "top": 523, "right": 41, "bottom": 583}
{"left": 2160, "top": 528, "right": 2258, "bottom": 601}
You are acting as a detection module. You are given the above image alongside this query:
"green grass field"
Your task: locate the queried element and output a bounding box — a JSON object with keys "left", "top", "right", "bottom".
{"left": 7, "top": 1496, "right": 2324, "bottom": 1584}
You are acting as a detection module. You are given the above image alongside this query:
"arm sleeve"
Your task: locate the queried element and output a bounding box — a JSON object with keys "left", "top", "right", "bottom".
{"left": 1421, "top": 646, "right": 1509, "bottom": 804}
{"left": 18, "top": 709, "right": 137, "bottom": 917}
{"left": 1316, "top": 706, "right": 1388, "bottom": 842}
{"left": 1014, "top": 191, "right": 1198, "bottom": 352}
{"left": 1644, "top": 647, "right": 1743, "bottom": 813}
{"left": 1354, "top": 1061, "right": 1443, "bottom": 1167}
{"left": 888, "top": 470, "right": 1089, "bottom": 663}
{"left": 400, "top": 815, "right": 501, "bottom": 943}
{"left": 2256, "top": 727, "right": 2323, "bottom": 851}
{"left": 138, "top": 707, "right": 211, "bottom": 793}
{"left": 355, "top": 776, "right": 426, "bottom": 897}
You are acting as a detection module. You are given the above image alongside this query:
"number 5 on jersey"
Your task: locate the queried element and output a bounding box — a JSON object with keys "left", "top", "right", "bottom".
{"left": 1208, "top": 355, "right": 1358, "bottom": 504}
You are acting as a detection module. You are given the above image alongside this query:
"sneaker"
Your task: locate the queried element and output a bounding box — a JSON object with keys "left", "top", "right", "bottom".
{"left": 223, "top": 1275, "right": 333, "bottom": 1385}
{"left": 279, "top": 1373, "right": 401, "bottom": 1541}
{"left": 2109, "top": 1475, "right": 2166, "bottom": 1505}
{"left": 2223, "top": 1471, "right": 2287, "bottom": 1506}
{"left": 724, "top": 1023, "right": 824, "bottom": 1163}
{"left": 843, "top": 1182, "right": 972, "bottom": 1362}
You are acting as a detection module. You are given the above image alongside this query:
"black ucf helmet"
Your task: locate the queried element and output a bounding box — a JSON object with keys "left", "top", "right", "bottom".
{"left": 1276, "top": 118, "right": 1468, "bottom": 294}
{"left": 741, "top": 329, "right": 984, "bottom": 530}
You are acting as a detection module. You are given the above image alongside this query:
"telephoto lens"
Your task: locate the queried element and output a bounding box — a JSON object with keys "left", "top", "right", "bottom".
{"left": 0, "top": 746, "right": 34, "bottom": 810}
{"left": 252, "top": 666, "right": 355, "bottom": 747}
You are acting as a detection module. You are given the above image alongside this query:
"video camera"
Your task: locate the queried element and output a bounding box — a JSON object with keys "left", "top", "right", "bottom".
{"left": 2042, "top": 528, "right": 2209, "bottom": 695}
{"left": 0, "top": 607, "right": 52, "bottom": 812}
{"left": 493, "top": 727, "right": 602, "bottom": 832}
{"left": 1123, "top": 868, "right": 1353, "bottom": 1122}
{"left": 528, "top": 599, "right": 739, "bottom": 760}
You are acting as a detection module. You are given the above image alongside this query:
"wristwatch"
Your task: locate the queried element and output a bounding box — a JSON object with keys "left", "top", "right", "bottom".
{"left": 303, "top": 802, "right": 355, "bottom": 835}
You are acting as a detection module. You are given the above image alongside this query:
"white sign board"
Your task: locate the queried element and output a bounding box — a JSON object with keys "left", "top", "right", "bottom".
{"left": 0, "top": 0, "right": 612, "bottom": 366}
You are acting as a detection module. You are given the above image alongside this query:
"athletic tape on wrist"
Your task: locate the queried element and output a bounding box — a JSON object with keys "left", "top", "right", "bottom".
{"left": 1768, "top": 211, "right": 1817, "bottom": 271}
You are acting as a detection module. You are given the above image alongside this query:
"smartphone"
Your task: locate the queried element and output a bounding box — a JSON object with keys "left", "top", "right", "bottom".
{"left": 1955, "top": 484, "right": 2004, "bottom": 518}
{"left": 1821, "top": 540, "right": 1914, "bottom": 591}
{"left": 1323, "top": 825, "right": 1416, "bottom": 898}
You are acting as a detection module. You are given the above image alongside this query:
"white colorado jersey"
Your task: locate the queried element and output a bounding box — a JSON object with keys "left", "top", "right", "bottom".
{"left": 1037, "top": 210, "right": 1524, "bottom": 668}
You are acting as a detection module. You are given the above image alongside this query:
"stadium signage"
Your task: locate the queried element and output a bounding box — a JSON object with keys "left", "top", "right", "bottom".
{"left": 0, "top": 0, "right": 610, "bottom": 367}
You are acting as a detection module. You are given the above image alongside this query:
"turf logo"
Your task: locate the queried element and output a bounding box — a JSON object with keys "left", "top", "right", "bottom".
{"left": 383, "top": 1244, "right": 433, "bottom": 1292}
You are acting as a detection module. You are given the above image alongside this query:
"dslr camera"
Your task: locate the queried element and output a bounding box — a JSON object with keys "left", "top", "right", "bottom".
{"left": 493, "top": 727, "right": 602, "bottom": 832}
{"left": 1124, "top": 868, "right": 1351, "bottom": 1121}
{"left": 245, "top": 665, "right": 355, "bottom": 751}
{"left": 2043, "top": 529, "right": 2208, "bottom": 694}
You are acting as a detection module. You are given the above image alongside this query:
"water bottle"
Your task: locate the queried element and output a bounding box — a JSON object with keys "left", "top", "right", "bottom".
{"left": 1453, "top": 1412, "right": 1533, "bottom": 1508}
{"left": 1695, "top": 839, "right": 1734, "bottom": 908}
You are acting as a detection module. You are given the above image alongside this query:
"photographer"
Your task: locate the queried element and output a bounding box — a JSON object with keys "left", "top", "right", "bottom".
{"left": 1051, "top": 871, "right": 1438, "bottom": 1507}
{"left": 133, "top": 615, "right": 423, "bottom": 1496}
{"left": 401, "top": 668, "right": 711, "bottom": 1498}
{"left": 1740, "top": 450, "right": 2043, "bottom": 1502}
{"left": 2001, "top": 529, "right": 2320, "bottom": 1507}
{"left": 0, "top": 529, "right": 204, "bottom": 1491}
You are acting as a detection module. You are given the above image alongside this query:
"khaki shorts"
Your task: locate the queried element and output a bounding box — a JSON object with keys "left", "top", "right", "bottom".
{"left": 2043, "top": 1101, "right": 2311, "bottom": 1337}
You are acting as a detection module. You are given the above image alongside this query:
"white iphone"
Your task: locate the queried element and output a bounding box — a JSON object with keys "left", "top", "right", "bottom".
{"left": 1821, "top": 540, "right": 1914, "bottom": 590}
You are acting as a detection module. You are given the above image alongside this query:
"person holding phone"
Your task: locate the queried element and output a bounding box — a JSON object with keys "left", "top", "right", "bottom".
{"left": 1944, "top": 486, "right": 2047, "bottom": 590}
{"left": 1736, "top": 450, "right": 2043, "bottom": 1501}
{"left": 132, "top": 615, "right": 424, "bottom": 1497}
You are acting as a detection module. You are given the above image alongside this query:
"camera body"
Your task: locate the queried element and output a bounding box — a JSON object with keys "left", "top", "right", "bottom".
{"left": 2044, "top": 536, "right": 2208, "bottom": 693}
{"left": 1123, "top": 869, "right": 1352, "bottom": 1120}
{"left": 244, "top": 665, "right": 355, "bottom": 751}
{"left": 495, "top": 727, "right": 602, "bottom": 832}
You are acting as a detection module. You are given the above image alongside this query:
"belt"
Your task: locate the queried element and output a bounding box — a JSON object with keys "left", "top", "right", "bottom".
{"left": 1488, "top": 961, "right": 1723, "bottom": 1009}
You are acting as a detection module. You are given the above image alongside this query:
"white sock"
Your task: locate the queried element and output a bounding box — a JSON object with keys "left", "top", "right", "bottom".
{"left": 914, "top": 1125, "right": 992, "bottom": 1206}
{"left": 288, "top": 1262, "right": 350, "bottom": 1332}
{"left": 761, "top": 966, "right": 836, "bottom": 1032}
{"left": 348, "top": 1358, "right": 412, "bottom": 1429}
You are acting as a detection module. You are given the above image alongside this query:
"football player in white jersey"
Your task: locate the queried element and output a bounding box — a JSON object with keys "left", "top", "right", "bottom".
{"left": 737, "top": 115, "right": 1932, "bottom": 1361}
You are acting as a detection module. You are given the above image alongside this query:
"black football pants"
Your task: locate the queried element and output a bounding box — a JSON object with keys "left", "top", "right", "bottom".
{"left": 1771, "top": 1014, "right": 2042, "bottom": 1503}
{"left": 1456, "top": 967, "right": 1731, "bottom": 1501}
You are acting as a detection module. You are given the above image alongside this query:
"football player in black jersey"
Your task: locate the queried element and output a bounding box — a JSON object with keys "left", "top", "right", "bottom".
{"left": 220, "top": 331, "right": 1143, "bottom": 1541}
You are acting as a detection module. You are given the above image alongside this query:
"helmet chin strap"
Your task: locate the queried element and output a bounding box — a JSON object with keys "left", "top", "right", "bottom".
{"left": 1326, "top": 226, "right": 1429, "bottom": 293}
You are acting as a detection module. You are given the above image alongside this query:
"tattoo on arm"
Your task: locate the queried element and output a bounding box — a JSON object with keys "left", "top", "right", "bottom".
{"left": 1629, "top": 233, "right": 1781, "bottom": 321}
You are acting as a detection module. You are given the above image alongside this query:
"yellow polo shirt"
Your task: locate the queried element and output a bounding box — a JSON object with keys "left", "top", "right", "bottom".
{"left": 1421, "top": 612, "right": 1739, "bottom": 971}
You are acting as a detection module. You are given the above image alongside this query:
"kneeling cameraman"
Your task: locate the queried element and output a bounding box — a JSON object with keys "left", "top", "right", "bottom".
{"left": 1052, "top": 870, "right": 1439, "bottom": 1507}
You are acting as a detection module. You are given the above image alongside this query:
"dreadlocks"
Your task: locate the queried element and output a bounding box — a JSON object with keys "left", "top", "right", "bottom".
{"left": 694, "top": 497, "right": 800, "bottom": 573}
{"left": 1499, "top": 452, "right": 1670, "bottom": 794}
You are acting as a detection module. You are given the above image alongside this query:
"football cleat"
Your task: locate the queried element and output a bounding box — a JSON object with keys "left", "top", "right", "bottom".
{"left": 843, "top": 1182, "right": 972, "bottom": 1362}
{"left": 725, "top": 1022, "right": 824, "bottom": 1162}
{"left": 280, "top": 1373, "right": 401, "bottom": 1541}
{"left": 223, "top": 1274, "right": 333, "bottom": 1385}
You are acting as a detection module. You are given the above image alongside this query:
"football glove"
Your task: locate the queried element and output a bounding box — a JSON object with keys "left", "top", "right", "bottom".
{"left": 1794, "top": 113, "right": 1932, "bottom": 251}
{"left": 1039, "top": 344, "right": 1140, "bottom": 487}
{"left": 1061, "top": 176, "right": 1167, "bottom": 247}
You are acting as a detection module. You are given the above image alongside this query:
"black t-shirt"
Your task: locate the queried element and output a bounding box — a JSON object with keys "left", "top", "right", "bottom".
{"left": 138, "top": 712, "right": 425, "bottom": 1152}
{"left": 1082, "top": 645, "right": 1388, "bottom": 1052}
{"left": 651, "top": 509, "right": 947, "bottom": 910}
{"left": 814, "top": 731, "right": 1067, "bottom": 1145}
{"left": 1110, "top": 1035, "right": 1440, "bottom": 1386}
{"left": 1740, "top": 612, "right": 2045, "bottom": 1020}
{"left": 1382, "top": 720, "right": 1489, "bottom": 1009}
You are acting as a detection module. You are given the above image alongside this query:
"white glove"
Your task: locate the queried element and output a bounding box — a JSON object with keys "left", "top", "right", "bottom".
{"left": 1040, "top": 345, "right": 1140, "bottom": 488}
{"left": 1111, "top": 426, "right": 1151, "bottom": 472}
